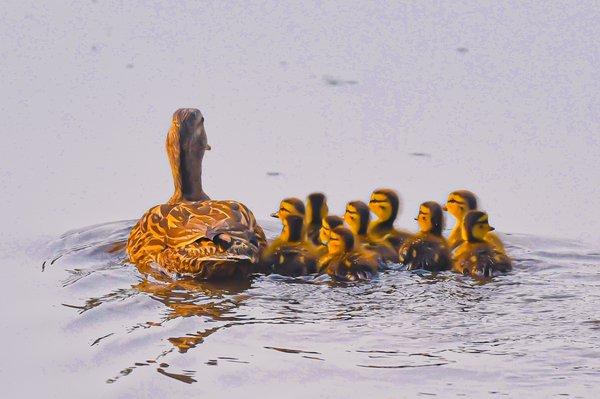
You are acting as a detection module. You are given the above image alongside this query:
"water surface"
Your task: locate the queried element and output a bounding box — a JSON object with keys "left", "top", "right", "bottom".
{"left": 4, "top": 220, "right": 597, "bottom": 397}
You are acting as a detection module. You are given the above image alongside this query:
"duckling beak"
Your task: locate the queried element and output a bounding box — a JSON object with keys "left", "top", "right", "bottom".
{"left": 205, "top": 144, "right": 212, "bottom": 151}
{"left": 442, "top": 205, "right": 448, "bottom": 211}
{"left": 414, "top": 217, "right": 418, "bottom": 221}
{"left": 270, "top": 212, "right": 278, "bottom": 218}
{"left": 489, "top": 226, "right": 495, "bottom": 231}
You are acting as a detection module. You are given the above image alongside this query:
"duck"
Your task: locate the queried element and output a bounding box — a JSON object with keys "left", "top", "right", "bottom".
{"left": 127, "top": 108, "right": 267, "bottom": 279}
{"left": 261, "top": 214, "right": 318, "bottom": 276}
{"left": 367, "top": 188, "right": 411, "bottom": 250}
{"left": 305, "top": 192, "right": 328, "bottom": 246}
{"left": 452, "top": 211, "right": 512, "bottom": 277}
{"left": 398, "top": 201, "right": 451, "bottom": 272}
{"left": 318, "top": 226, "right": 379, "bottom": 281}
{"left": 344, "top": 200, "right": 397, "bottom": 263}
{"left": 443, "top": 189, "right": 504, "bottom": 252}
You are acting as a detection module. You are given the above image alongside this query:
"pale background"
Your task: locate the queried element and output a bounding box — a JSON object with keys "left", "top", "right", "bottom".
{"left": 1, "top": 0, "right": 599, "bottom": 245}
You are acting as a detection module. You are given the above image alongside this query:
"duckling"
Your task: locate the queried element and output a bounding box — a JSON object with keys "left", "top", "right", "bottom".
{"left": 318, "top": 226, "right": 379, "bottom": 281}
{"left": 345, "top": 200, "right": 397, "bottom": 263}
{"left": 443, "top": 190, "right": 504, "bottom": 252}
{"left": 316, "top": 215, "right": 344, "bottom": 256}
{"left": 305, "top": 192, "right": 328, "bottom": 246}
{"left": 452, "top": 211, "right": 512, "bottom": 277}
{"left": 367, "top": 188, "right": 411, "bottom": 250}
{"left": 398, "top": 201, "right": 451, "bottom": 272}
{"left": 271, "top": 197, "right": 305, "bottom": 221}
{"left": 261, "top": 214, "right": 318, "bottom": 276}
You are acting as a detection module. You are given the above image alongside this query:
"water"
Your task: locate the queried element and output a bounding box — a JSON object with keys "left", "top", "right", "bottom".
{"left": 3, "top": 220, "right": 597, "bottom": 397}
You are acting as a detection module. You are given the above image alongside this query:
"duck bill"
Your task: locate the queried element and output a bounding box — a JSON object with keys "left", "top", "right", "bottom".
{"left": 270, "top": 212, "right": 279, "bottom": 218}
{"left": 489, "top": 226, "right": 495, "bottom": 231}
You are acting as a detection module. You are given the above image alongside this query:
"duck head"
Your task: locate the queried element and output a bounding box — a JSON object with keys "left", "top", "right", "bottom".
{"left": 462, "top": 211, "right": 495, "bottom": 243}
{"left": 271, "top": 197, "right": 305, "bottom": 221}
{"left": 369, "top": 189, "right": 399, "bottom": 225}
{"left": 166, "top": 108, "right": 212, "bottom": 204}
{"left": 305, "top": 192, "right": 328, "bottom": 226}
{"left": 328, "top": 226, "right": 355, "bottom": 255}
{"left": 319, "top": 215, "right": 344, "bottom": 245}
{"left": 344, "top": 201, "right": 370, "bottom": 236}
{"left": 443, "top": 190, "right": 478, "bottom": 221}
{"left": 415, "top": 201, "right": 444, "bottom": 236}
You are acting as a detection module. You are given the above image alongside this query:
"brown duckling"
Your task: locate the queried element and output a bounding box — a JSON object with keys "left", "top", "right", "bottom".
{"left": 452, "top": 211, "right": 512, "bottom": 277}
{"left": 318, "top": 226, "right": 379, "bottom": 281}
{"left": 443, "top": 190, "right": 504, "bottom": 252}
{"left": 398, "top": 201, "right": 451, "bottom": 272}
{"left": 367, "top": 188, "right": 411, "bottom": 250}
{"left": 261, "top": 214, "right": 318, "bottom": 276}
{"left": 305, "top": 192, "right": 328, "bottom": 246}
{"left": 344, "top": 200, "right": 397, "bottom": 263}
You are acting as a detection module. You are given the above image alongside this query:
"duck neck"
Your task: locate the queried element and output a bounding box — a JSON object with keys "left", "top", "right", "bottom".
{"left": 168, "top": 135, "right": 209, "bottom": 204}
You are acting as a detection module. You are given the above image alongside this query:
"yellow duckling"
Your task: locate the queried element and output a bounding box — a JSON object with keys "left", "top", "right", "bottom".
{"left": 398, "top": 201, "right": 451, "bottom": 271}
{"left": 318, "top": 226, "right": 379, "bottom": 281}
{"left": 316, "top": 215, "right": 344, "bottom": 256}
{"left": 443, "top": 190, "right": 504, "bottom": 252}
{"left": 271, "top": 197, "right": 305, "bottom": 221}
{"left": 452, "top": 211, "right": 512, "bottom": 277}
{"left": 367, "top": 189, "right": 411, "bottom": 249}
{"left": 345, "top": 200, "right": 397, "bottom": 263}
{"left": 261, "top": 214, "right": 318, "bottom": 276}
{"left": 305, "top": 192, "right": 329, "bottom": 246}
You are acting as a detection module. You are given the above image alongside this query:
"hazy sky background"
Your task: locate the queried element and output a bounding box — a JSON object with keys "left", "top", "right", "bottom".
{"left": 1, "top": 1, "right": 598, "bottom": 246}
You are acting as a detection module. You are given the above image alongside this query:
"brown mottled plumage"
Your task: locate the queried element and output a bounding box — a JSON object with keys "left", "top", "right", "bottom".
{"left": 127, "top": 109, "right": 266, "bottom": 279}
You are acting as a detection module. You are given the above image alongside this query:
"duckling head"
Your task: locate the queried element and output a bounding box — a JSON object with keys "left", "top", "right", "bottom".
{"left": 306, "top": 192, "right": 328, "bottom": 226}
{"left": 344, "top": 201, "right": 370, "bottom": 236}
{"left": 415, "top": 201, "right": 445, "bottom": 236}
{"left": 369, "top": 188, "right": 399, "bottom": 224}
{"left": 271, "top": 197, "right": 305, "bottom": 221}
{"left": 319, "top": 215, "right": 344, "bottom": 245}
{"left": 283, "top": 214, "right": 305, "bottom": 243}
{"left": 443, "top": 190, "right": 478, "bottom": 221}
{"left": 462, "top": 210, "right": 495, "bottom": 243}
{"left": 328, "top": 226, "right": 355, "bottom": 255}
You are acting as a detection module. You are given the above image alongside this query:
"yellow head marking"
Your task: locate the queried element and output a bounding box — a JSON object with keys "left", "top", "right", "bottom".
{"left": 416, "top": 205, "right": 433, "bottom": 233}
{"left": 344, "top": 205, "right": 360, "bottom": 234}
{"left": 327, "top": 232, "right": 344, "bottom": 255}
{"left": 369, "top": 193, "right": 392, "bottom": 220}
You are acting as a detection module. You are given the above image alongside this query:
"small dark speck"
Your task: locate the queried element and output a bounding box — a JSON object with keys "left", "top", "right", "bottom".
{"left": 91, "top": 45, "right": 98, "bottom": 52}
{"left": 410, "top": 152, "right": 431, "bottom": 157}
{"left": 126, "top": 63, "right": 134, "bottom": 69}
{"left": 266, "top": 171, "right": 281, "bottom": 176}
{"left": 206, "top": 359, "right": 218, "bottom": 366}
{"left": 456, "top": 47, "right": 468, "bottom": 54}
{"left": 324, "top": 76, "right": 358, "bottom": 86}
{"left": 159, "top": 363, "right": 169, "bottom": 368}
{"left": 280, "top": 61, "right": 288, "bottom": 67}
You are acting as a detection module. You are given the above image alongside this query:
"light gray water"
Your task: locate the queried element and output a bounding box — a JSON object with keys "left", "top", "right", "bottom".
{"left": 1, "top": 220, "right": 597, "bottom": 398}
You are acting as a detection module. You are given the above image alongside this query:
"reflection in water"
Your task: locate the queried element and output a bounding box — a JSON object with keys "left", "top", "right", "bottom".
{"left": 42, "top": 220, "right": 600, "bottom": 395}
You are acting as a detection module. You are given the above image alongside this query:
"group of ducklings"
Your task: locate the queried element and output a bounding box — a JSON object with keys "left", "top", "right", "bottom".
{"left": 261, "top": 189, "right": 512, "bottom": 281}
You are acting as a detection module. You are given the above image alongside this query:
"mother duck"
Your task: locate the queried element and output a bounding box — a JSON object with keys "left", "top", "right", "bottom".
{"left": 127, "top": 108, "right": 266, "bottom": 279}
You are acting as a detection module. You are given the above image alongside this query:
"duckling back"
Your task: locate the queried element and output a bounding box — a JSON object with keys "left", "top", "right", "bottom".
{"left": 398, "top": 234, "right": 451, "bottom": 272}
{"left": 453, "top": 242, "right": 512, "bottom": 277}
{"left": 261, "top": 214, "right": 317, "bottom": 276}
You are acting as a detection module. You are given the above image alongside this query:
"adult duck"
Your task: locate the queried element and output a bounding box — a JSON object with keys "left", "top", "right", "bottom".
{"left": 127, "top": 108, "right": 266, "bottom": 279}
